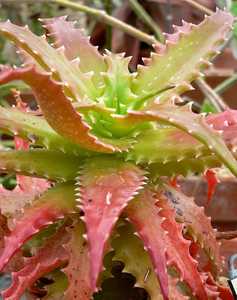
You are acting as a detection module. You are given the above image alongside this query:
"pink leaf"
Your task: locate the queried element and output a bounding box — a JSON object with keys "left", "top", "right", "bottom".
{"left": 1, "top": 225, "right": 69, "bottom": 300}
{"left": 42, "top": 16, "right": 106, "bottom": 86}
{"left": 157, "top": 195, "right": 208, "bottom": 299}
{"left": 0, "top": 182, "right": 75, "bottom": 272}
{"left": 63, "top": 220, "right": 92, "bottom": 300}
{"left": 126, "top": 189, "right": 169, "bottom": 300}
{"left": 126, "top": 187, "right": 208, "bottom": 299}
{"left": 162, "top": 185, "right": 222, "bottom": 273}
{"left": 79, "top": 157, "right": 146, "bottom": 290}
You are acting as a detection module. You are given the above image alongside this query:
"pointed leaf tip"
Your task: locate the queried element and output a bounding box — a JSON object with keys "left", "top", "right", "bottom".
{"left": 133, "top": 10, "right": 234, "bottom": 108}
{"left": 42, "top": 16, "right": 106, "bottom": 87}
{"left": 78, "top": 157, "right": 146, "bottom": 290}
{"left": 126, "top": 189, "right": 169, "bottom": 299}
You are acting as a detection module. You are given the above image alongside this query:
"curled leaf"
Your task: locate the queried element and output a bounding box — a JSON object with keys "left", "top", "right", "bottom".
{"left": 0, "top": 182, "right": 75, "bottom": 272}
{"left": 156, "top": 195, "right": 208, "bottom": 299}
{"left": 126, "top": 187, "right": 208, "bottom": 299}
{"left": 1, "top": 225, "right": 69, "bottom": 300}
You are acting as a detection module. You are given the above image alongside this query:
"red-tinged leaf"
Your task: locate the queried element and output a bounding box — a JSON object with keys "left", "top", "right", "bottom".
{"left": 0, "top": 20, "right": 98, "bottom": 100}
{"left": 156, "top": 196, "right": 208, "bottom": 299}
{"left": 206, "top": 109, "right": 237, "bottom": 131}
{"left": 204, "top": 169, "right": 218, "bottom": 205}
{"left": 0, "top": 66, "right": 131, "bottom": 153}
{"left": 169, "top": 175, "right": 180, "bottom": 189}
{"left": 206, "top": 109, "right": 237, "bottom": 153}
{"left": 0, "top": 182, "right": 75, "bottom": 272}
{"left": 126, "top": 187, "right": 209, "bottom": 299}
{"left": 42, "top": 16, "right": 106, "bottom": 86}
{"left": 189, "top": 242, "right": 200, "bottom": 260}
{"left": 0, "top": 214, "right": 23, "bottom": 273}
{"left": 14, "top": 136, "right": 29, "bottom": 151}
{"left": 79, "top": 157, "right": 146, "bottom": 290}
{"left": 125, "top": 189, "right": 169, "bottom": 300}
{"left": 112, "top": 223, "right": 189, "bottom": 299}
{"left": 162, "top": 185, "right": 222, "bottom": 272}
{"left": 1, "top": 225, "right": 69, "bottom": 300}
{"left": 63, "top": 220, "right": 92, "bottom": 300}
{"left": 203, "top": 272, "right": 233, "bottom": 300}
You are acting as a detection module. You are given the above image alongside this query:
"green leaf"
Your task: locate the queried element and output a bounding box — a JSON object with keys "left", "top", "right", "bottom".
{"left": 132, "top": 10, "right": 233, "bottom": 108}
{"left": 0, "top": 106, "right": 88, "bottom": 156}
{"left": 0, "top": 149, "right": 81, "bottom": 181}
{"left": 125, "top": 103, "right": 237, "bottom": 176}
{"left": 126, "top": 127, "right": 209, "bottom": 164}
{"left": 148, "top": 155, "right": 221, "bottom": 178}
{"left": 0, "top": 20, "right": 98, "bottom": 100}
{"left": 147, "top": 104, "right": 237, "bottom": 176}
{"left": 112, "top": 223, "right": 162, "bottom": 300}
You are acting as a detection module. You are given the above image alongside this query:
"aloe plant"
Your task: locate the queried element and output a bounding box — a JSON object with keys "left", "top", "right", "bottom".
{"left": 0, "top": 10, "right": 236, "bottom": 299}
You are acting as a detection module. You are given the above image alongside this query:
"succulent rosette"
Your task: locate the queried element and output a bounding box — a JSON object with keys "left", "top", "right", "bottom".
{"left": 0, "top": 10, "right": 235, "bottom": 299}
